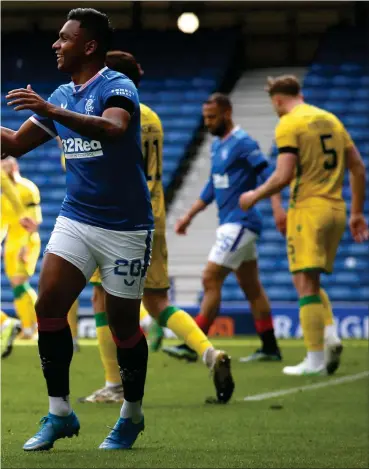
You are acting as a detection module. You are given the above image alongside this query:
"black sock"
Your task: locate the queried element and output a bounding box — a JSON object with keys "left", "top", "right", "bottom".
{"left": 260, "top": 329, "right": 280, "bottom": 355}
{"left": 38, "top": 326, "right": 73, "bottom": 397}
{"left": 117, "top": 335, "right": 148, "bottom": 402}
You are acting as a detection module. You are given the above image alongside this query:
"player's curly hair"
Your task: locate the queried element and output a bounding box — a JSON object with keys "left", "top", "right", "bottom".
{"left": 67, "top": 8, "right": 113, "bottom": 57}
{"left": 266, "top": 75, "right": 301, "bottom": 97}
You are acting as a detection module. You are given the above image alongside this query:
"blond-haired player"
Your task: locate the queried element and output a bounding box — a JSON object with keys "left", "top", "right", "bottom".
{"left": 240, "top": 75, "right": 368, "bottom": 376}
{"left": 1, "top": 157, "right": 42, "bottom": 341}
{"left": 80, "top": 51, "right": 234, "bottom": 404}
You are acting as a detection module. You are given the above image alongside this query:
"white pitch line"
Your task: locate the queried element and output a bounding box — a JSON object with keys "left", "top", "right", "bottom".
{"left": 242, "top": 371, "right": 369, "bottom": 402}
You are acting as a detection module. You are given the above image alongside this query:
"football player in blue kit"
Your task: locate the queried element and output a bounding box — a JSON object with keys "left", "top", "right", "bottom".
{"left": 170, "top": 93, "right": 285, "bottom": 363}
{"left": 2, "top": 8, "right": 153, "bottom": 451}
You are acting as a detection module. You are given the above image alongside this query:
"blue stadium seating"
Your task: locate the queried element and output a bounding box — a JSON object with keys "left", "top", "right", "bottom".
{"left": 204, "top": 26, "right": 369, "bottom": 304}
{"left": 1, "top": 29, "right": 238, "bottom": 308}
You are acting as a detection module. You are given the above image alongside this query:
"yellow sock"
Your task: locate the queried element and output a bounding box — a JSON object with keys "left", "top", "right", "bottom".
{"left": 13, "top": 283, "right": 37, "bottom": 332}
{"left": 158, "top": 306, "right": 213, "bottom": 357}
{"left": 320, "top": 288, "right": 334, "bottom": 326}
{"left": 299, "top": 295, "right": 325, "bottom": 351}
{"left": 95, "top": 312, "right": 120, "bottom": 385}
{"left": 68, "top": 300, "right": 79, "bottom": 339}
{"left": 140, "top": 303, "right": 149, "bottom": 321}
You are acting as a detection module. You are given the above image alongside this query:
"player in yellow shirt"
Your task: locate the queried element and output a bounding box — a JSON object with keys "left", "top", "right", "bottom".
{"left": 1, "top": 157, "right": 42, "bottom": 340}
{"left": 1, "top": 168, "right": 38, "bottom": 357}
{"left": 80, "top": 51, "right": 234, "bottom": 404}
{"left": 240, "top": 75, "right": 368, "bottom": 376}
{"left": 1, "top": 170, "right": 38, "bottom": 232}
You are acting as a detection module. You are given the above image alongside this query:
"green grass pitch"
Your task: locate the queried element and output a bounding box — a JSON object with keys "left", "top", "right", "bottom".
{"left": 2, "top": 338, "right": 368, "bottom": 468}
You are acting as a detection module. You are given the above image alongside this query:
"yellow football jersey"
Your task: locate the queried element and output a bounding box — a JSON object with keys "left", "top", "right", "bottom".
{"left": 275, "top": 103, "right": 353, "bottom": 208}
{"left": 1, "top": 176, "right": 42, "bottom": 240}
{"left": 140, "top": 103, "right": 165, "bottom": 232}
{"left": 1, "top": 171, "right": 26, "bottom": 218}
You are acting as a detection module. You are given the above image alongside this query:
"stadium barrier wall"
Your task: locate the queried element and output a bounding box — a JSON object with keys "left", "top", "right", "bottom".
{"left": 3, "top": 303, "right": 367, "bottom": 339}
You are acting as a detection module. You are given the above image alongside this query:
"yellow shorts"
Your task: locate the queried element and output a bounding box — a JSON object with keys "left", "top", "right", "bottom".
{"left": 287, "top": 205, "right": 346, "bottom": 274}
{"left": 145, "top": 231, "right": 169, "bottom": 290}
{"left": 4, "top": 234, "right": 41, "bottom": 278}
{"left": 90, "top": 268, "right": 102, "bottom": 286}
{"left": 89, "top": 232, "right": 170, "bottom": 290}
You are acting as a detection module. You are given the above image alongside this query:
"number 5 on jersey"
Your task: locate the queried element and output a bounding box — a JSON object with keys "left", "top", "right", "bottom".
{"left": 320, "top": 134, "right": 337, "bottom": 170}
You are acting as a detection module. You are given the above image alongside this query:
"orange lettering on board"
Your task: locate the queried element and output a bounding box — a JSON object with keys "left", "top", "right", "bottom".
{"left": 208, "top": 317, "right": 234, "bottom": 337}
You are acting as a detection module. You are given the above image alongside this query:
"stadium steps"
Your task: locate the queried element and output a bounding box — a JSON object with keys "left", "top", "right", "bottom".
{"left": 167, "top": 136, "right": 218, "bottom": 304}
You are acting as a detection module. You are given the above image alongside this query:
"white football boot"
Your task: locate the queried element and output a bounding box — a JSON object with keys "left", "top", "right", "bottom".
{"left": 283, "top": 358, "right": 326, "bottom": 376}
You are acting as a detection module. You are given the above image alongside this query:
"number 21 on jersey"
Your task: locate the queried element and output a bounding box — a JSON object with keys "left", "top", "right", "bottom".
{"left": 143, "top": 138, "right": 162, "bottom": 181}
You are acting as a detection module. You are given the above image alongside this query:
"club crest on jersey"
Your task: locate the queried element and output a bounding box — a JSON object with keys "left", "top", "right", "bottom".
{"left": 85, "top": 98, "right": 94, "bottom": 115}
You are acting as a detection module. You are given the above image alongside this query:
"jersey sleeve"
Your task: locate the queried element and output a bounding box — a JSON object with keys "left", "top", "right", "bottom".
{"left": 100, "top": 77, "right": 139, "bottom": 115}
{"left": 239, "top": 138, "right": 274, "bottom": 182}
{"left": 1, "top": 171, "right": 26, "bottom": 218}
{"left": 275, "top": 117, "right": 298, "bottom": 154}
{"left": 340, "top": 122, "right": 355, "bottom": 149}
{"left": 25, "top": 184, "right": 42, "bottom": 224}
{"left": 199, "top": 175, "right": 215, "bottom": 205}
{"left": 29, "top": 91, "right": 58, "bottom": 138}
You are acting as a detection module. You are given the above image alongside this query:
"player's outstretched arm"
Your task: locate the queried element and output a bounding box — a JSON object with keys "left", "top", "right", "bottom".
{"left": 6, "top": 85, "right": 131, "bottom": 141}
{"left": 239, "top": 151, "right": 296, "bottom": 211}
{"left": 175, "top": 199, "right": 208, "bottom": 235}
{"left": 346, "top": 145, "right": 369, "bottom": 243}
{"left": 175, "top": 176, "right": 215, "bottom": 235}
{"left": 1, "top": 120, "right": 52, "bottom": 159}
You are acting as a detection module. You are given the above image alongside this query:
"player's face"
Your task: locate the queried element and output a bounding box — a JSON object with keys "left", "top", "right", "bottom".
{"left": 52, "top": 20, "right": 95, "bottom": 73}
{"left": 202, "top": 103, "right": 228, "bottom": 136}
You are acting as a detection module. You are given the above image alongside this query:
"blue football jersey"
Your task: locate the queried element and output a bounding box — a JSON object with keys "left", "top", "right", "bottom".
{"left": 200, "top": 127, "right": 273, "bottom": 235}
{"left": 31, "top": 67, "right": 153, "bottom": 231}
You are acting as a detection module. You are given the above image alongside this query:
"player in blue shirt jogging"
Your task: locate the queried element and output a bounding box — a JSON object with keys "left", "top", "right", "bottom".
{"left": 2, "top": 8, "right": 151, "bottom": 451}
{"left": 167, "top": 93, "right": 286, "bottom": 363}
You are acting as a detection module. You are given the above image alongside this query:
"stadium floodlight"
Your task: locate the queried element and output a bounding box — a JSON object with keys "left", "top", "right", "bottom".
{"left": 177, "top": 12, "right": 199, "bottom": 34}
